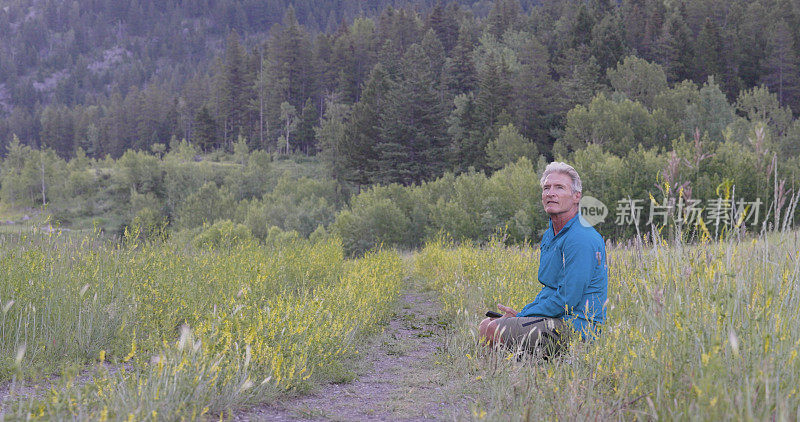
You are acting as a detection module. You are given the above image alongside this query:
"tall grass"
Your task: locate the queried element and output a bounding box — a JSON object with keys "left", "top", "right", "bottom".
{"left": 0, "top": 230, "right": 404, "bottom": 420}
{"left": 414, "top": 234, "right": 800, "bottom": 420}
{"left": 5, "top": 224, "right": 799, "bottom": 419}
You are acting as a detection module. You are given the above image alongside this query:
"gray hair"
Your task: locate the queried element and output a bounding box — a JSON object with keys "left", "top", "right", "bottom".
{"left": 540, "top": 162, "right": 582, "bottom": 193}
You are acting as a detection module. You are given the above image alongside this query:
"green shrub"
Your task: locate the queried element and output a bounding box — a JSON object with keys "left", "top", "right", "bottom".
{"left": 176, "top": 182, "right": 235, "bottom": 229}
{"left": 193, "top": 220, "right": 254, "bottom": 248}
{"left": 131, "top": 207, "right": 168, "bottom": 242}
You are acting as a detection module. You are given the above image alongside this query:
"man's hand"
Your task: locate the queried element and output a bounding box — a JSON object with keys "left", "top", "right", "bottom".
{"left": 497, "top": 304, "right": 517, "bottom": 317}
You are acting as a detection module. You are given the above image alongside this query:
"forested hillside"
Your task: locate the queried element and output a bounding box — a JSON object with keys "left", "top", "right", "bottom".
{"left": 0, "top": 0, "right": 498, "bottom": 157}
{"left": 3, "top": 0, "right": 800, "bottom": 163}
{"left": 2, "top": 0, "right": 800, "bottom": 249}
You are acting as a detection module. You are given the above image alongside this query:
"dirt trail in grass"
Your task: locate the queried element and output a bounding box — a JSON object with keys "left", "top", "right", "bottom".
{"left": 236, "top": 281, "right": 471, "bottom": 421}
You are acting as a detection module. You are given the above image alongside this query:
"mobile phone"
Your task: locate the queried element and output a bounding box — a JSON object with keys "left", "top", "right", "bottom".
{"left": 485, "top": 310, "right": 503, "bottom": 318}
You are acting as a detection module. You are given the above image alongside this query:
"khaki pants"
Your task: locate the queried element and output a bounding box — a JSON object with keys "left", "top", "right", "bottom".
{"left": 493, "top": 316, "right": 568, "bottom": 356}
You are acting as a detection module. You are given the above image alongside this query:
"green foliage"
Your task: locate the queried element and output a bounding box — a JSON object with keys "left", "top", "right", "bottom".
{"left": 4, "top": 0, "right": 800, "bottom": 169}
{"left": 333, "top": 157, "right": 547, "bottom": 255}
{"left": 656, "top": 9, "right": 694, "bottom": 83}
{"left": 683, "top": 77, "right": 735, "bottom": 142}
{"left": 760, "top": 19, "right": 800, "bottom": 112}
{"left": 332, "top": 184, "right": 415, "bottom": 256}
{"left": 315, "top": 101, "right": 351, "bottom": 183}
{"left": 193, "top": 220, "right": 254, "bottom": 248}
{"left": 0, "top": 137, "right": 68, "bottom": 207}
{"left": 653, "top": 79, "right": 702, "bottom": 130}
{"left": 562, "top": 93, "right": 673, "bottom": 155}
{"left": 131, "top": 207, "right": 169, "bottom": 242}
{"left": 780, "top": 120, "right": 800, "bottom": 157}
{"left": 374, "top": 42, "right": 449, "bottom": 185}
{"left": 554, "top": 46, "right": 604, "bottom": 110}
{"left": 223, "top": 148, "right": 273, "bottom": 201}
{"left": 3, "top": 1, "right": 800, "bottom": 248}
{"left": 693, "top": 17, "right": 724, "bottom": 84}
{"left": 111, "top": 150, "right": 164, "bottom": 200}
{"left": 177, "top": 182, "right": 236, "bottom": 229}
{"left": 607, "top": 55, "right": 669, "bottom": 108}
{"left": 236, "top": 176, "right": 339, "bottom": 239}
{"left": 731, "top": 86, "right": 794, "bottom": 141}
{"left": 570, "top": 144, "right": 664, "bottom": 237}
{"left": 485, "top": 123, "right": 539, "bottom": 170}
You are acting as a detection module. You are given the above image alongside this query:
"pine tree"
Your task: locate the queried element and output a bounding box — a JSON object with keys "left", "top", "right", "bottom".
{"left": 554, "top": 46, "right": 603, "bottom": 110}
{"left": 40, "top": 104, "right": 75, "bottom": 158}
{"left": 265, "top": 7, "right": 315, "bottom": 134}
{"left": 215, "top": 32, "right": 253, "bottom": 146}
{"left": 656, "top": 9, "right": 693, "bottom": 83}
{"left": 426, "top": 2, "right": 459, "bottom": 53}
{"left": 475, "top": 57, "right": 513, "bottom": 130}
{"left": 193, "top": 106, "right": 218, "bottom": 152}
{"left": 420, "top": 29, "right": 447, "bottom": 104}
{"left": 570, "top": 5, "right": 595, "bottom": 48}
{"left": 640, "top": 0, "right": 666, "bottom": 61}
{"left": 345, "top": 64, "right": 392, "bottom": 187}
{"left": 511, "top": 35, "right": 559, "bottom": 150}
{"left": 486, "top": 0, "right": 522, "bottom": 38}
{"left": 446, "top": 93, "right": 481, "bottom": 172}
{"left": 375, "top": 6, "right": 422, "bottom": 54}
{"left": 375, "top": 44, "right": 448, "bottom": 185}
{"left": 316, "top": 99, "right": 351, "bottom": 183}
{"left": 332, "top": 33, "right": 360, "bottom": 104}
{"left": 279, "top": 102, "right": 298, "bottom": 154}
{"left": 445, "top": 21, "right": 478, "bottom": 95}
{"left": 590, "top": 12, "right": 628, "bottom": 72}
{"left": 622, "top": 0, "right": 647, "bottom": 54}
{"left": 295, "top": 98, "right": 319, "bottom": 154}
{"left": 421, "top": 29, "right": 446, "bottom": 83}
{"left": 760, "top": 19, "right": 800, "bottom": 112}
{"left": 313, "top": 34, "right": 339, "bottom": 97}
{"left": 737, "top": 2, "right": 769, "bottom": 89}
{"left": 693, "top": 17, "right": 724, "bottom": 83}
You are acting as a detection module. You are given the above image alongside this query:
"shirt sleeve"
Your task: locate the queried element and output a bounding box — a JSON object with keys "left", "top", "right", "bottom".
{"left": 518, "top": 238, "right": 595, "bottom": 318}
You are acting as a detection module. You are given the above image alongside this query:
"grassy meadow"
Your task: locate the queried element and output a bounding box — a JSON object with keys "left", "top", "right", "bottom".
{"left": 1, "top": 222, "right": 799, "bottom": 420}
{"left": 0, "top": 228, "right": 403, "bottom": 420}
{"left": 414, "top": 234, "right": 800, "bottom": 420}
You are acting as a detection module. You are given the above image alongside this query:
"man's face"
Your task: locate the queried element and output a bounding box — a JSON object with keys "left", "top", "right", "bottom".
{"left": 541, "top": 172, "right": 581, "bottom": 217}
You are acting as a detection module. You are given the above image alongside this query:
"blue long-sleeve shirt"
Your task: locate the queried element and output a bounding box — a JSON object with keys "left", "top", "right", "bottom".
{"left": 517, "top": 212, "right": 608, "bottom": 337}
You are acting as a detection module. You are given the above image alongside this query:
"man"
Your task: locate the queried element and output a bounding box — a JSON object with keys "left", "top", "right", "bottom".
{"left": 478, "top": 162, "right": 608, "bottom": 354}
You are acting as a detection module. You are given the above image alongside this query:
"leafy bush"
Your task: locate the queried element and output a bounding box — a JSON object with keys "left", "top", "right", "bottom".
{"left": 193, "top": 220, "right": 254, "bottom": 248}
{"left": 333, "top": 193, "right": 412, "bottom": 256}
{"left": 333, "top": 158, "right": 549, "bottom": 255}
{"left": 176, "top": 182, "right": 236, "bottom": 229}
{"left": 235, "top": 176, "right": 341, "bottom": 239}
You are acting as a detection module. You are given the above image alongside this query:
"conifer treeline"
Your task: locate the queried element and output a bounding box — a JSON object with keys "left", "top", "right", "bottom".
{"left": 3, "top": 0, "right": 800, "bottom": 186}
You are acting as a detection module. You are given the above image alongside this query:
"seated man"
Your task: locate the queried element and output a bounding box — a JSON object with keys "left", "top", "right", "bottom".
{"left": 479, "top": 162, "right": 608, "bottom": 354}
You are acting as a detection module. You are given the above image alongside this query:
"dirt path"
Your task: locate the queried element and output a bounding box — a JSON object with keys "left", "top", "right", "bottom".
{"left": 236, "top": 282, "right": 470, "bottom": 421}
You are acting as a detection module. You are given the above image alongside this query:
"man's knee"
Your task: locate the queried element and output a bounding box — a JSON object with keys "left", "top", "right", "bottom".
{"left": 478, "top": 317, "right": 490, "bottom": 335}
{"left": 479, "top": 317, "right": 499, "bottom": 340}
